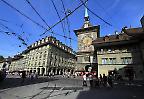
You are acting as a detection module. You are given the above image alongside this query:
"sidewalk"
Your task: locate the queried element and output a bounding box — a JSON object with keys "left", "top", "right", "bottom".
{"left": 0, "top": 78, "right": 83, "bottom": 99}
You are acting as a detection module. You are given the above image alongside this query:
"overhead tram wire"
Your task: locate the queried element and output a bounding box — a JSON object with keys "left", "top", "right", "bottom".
{"left": 0, "top": 23, "right": 28, "bottom": 47}
{"left": 25, "top": 0, "right": 54, "bottom": 36}
{"left": 1, "top": 0, "right": 65, "bottom": 40}
{"left": 25, "top": 0, "right": 76, "bottom": 45}
{"left": 0, "top": 19, "right": 8, "bottom": 22}
{"left": 94, "top": 0, "right": 121, "bottom": 31}
{"left": 80, "top": 0, "right": 112, "bottom": 27}
{"left": 40, "top": 0, "right": 88, "bottom": 36}
{"left": 0, "top": 21, "right": 14, "bottom": 32}
{"left": 1, "top": 0, "right": 73, "bottom": 42}
{"left": 0, "top": 0, "right": 48, "bottom": 32}
{"left": 0, "top": 18, "right": 29, "bottom": 38}
{"left": 0, "top": 18, "right": 23, "bottom": 27}
{"left": 60, "top": 0, "right": 72, "bottom": 48}
{"left": 1, "top": 0, "right": 78, "bottom": 45}
{"left": 50, "top": 0, "right": 66, "bottom": 43}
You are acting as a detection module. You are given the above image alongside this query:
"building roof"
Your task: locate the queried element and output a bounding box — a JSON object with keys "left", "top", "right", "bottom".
{"left": 11, "top": 55, "right": 23, "bottom": 61}
{"left": 93, "top": 39, "right": 139, "bottom": 47}
{"left": 93, "top": 33, "right": 130, "bottom": 43}
{"left": 92, "top": 27, "right": 144, "bottom": 48}
{"left": 124, "top": 27, "right": 144, "bottom": 38}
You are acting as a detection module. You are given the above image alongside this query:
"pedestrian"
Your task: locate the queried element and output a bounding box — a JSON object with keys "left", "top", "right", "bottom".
{"left": 107, "top": 74, "right": 113, "bottom": 88}
{"left": 93, "top": 74, "right": 99, "bottom": 88}
{"left": 35, "top": 72, "right": 38, "bottom": 79}
{"left": 21, "top": 71, "right": 26, "bottom": 83}
{"left": 82, "top": 73, "right": 87, "bottom": 86}
{"left": 89, "top": 73, "right": 93, "bottom": 88}
{"left": 30, "top": 72, "right": 34, "bottom": 80}
{"left": 99, "top": 74, "right": 103, "bottom": 86}
{"left": 103, "top": 74, "right": 107, "bottom": 87}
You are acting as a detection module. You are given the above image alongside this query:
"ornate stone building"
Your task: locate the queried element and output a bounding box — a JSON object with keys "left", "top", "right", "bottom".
{"left": 92, "top": 18, "right": 144, "bottom": 79}
{"left": 9, "top": 36, "right": 76, "bottom": 76}
{"left": 74, "top": 7, "right": 99, "bottom": 72}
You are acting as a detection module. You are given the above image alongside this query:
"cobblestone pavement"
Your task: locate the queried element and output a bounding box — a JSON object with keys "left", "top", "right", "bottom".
{"left": 0, "top": 75, "right": 144, "bottom": 99}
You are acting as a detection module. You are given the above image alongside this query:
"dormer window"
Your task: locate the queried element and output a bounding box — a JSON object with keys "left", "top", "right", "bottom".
{"left": 104, "top": 36, "right": 109, "bottom": 42}
{"left": 52, "top": 39, "right": 54, "bottom": 43}
{"left": 42, "top": 39, "right": 45, "bottom": 43}
{"left": 38, "top": 41, "right": 40, "bottom": 45}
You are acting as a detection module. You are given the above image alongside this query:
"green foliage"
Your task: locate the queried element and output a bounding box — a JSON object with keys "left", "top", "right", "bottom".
{"left": 0, "top": 55, "right": 4, "bottom": 61}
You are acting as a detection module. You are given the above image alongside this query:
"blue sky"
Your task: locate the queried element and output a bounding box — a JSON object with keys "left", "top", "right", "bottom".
{"left": 0, "top": 0, "right": 144, "bottom": 57}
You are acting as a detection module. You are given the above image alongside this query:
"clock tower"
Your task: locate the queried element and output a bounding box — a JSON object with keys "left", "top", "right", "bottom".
{"left": 74, "top": 4, "right": 100, "bottom": 72}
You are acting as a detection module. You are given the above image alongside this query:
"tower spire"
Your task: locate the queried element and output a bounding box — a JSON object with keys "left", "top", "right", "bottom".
{"left": 85, "top": 6, "right": 88, "bottom": 18}
{"left": 84, "top": 0, "right": 89, "bottom": 22}
{"left": 83, "top": 0, "right": 92, "bottom": 28}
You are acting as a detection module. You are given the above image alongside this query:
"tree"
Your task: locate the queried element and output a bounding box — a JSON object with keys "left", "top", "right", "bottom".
{"left": 0, "top": 55, "right": 4, "bottom": 61}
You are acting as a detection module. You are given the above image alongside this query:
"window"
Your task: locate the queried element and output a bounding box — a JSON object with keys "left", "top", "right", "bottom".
{"left": 121, "top": 57, "right": 132, "bottom": 64}
{"left": 108, "top": 49, "right": 112, "bottom": 52}
{"left": 84, "top": 56, "right": 90, "bottom": 62}
{"left": 44, "top": 54, "right": 46, "bottom": 57}
{"left": 102, "top": 58, "right": 108, "bottom": 64}
{"left": 109, "top": 58, "right": 116, "bottom": 64}
{"left": 100, "top": 49, "right": 104, "bottom": 52}
{"left": 39, "top": 55, "right": 42, "bottom": 58}
{"left": 77, "top": 57, "right": 83, "bottom": 63}
{"left": 43, "top": 61, "right": 45, "bottom": 65}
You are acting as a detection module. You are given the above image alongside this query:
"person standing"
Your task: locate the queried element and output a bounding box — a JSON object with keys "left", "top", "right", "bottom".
{"left": 108, "top": 74, "right": 113, "bottom": 88}
{"left": 93, "top": 74, "right": 99, "bottom": 88}
{"left": 103, "top": 74, "right": 107, "bottom": 87}
{"left": 21, "top": 71, "right": 26, "bottom": 83}
{"left": 30, "top": 72, "right": 34, "bottom": 80}
{"left": 99, "top": 74, "right": 103, "bottom": 86}
{"left": 89, "top": 74, "right": 93, "bottom": 88}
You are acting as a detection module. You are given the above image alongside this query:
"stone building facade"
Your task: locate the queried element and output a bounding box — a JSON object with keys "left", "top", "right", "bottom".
{"left": 9, "top": 36, "right": 76, "bottom": 76}
{"left": 92, "top": 31, "right": 144, "bottom": 79}
{"left": 91, "top": 16, "right": 144, "bottom": 79}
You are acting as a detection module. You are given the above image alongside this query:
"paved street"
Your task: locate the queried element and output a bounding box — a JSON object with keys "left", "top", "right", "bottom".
{"left": 0, "top": 75, "right": 144, "bottom": 99}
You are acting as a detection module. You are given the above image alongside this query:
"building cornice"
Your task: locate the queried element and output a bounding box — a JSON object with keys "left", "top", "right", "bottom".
{"left": 74, "top": 25, "right": 100, "bottom": 36}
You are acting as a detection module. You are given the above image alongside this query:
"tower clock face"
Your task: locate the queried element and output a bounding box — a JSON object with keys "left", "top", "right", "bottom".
{"left": 82, "top": 36, "right": 92, "bottom": 46}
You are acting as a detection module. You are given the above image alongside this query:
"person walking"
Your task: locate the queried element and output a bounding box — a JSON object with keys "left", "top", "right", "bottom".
{"left": 82, "top": 73, "right": 87, "bottom": 86}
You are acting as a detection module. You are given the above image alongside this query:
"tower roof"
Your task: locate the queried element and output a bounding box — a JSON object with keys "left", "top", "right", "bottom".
{"left": 85, "top": 6, "right": 89, "bottom": 18}
{"left": 83, "top": 0, "right": 92, "bottom": 28}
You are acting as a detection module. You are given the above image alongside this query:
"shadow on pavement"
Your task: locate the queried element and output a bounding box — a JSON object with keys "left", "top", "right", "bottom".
{"left": 76, "top": 85, "right": 144, "bottom": 99}
{"left": 40, "top": 86, "right": 83, "bottom": 90}
{"left": 0, "top": 77, "right": 58, "bottom": 90}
